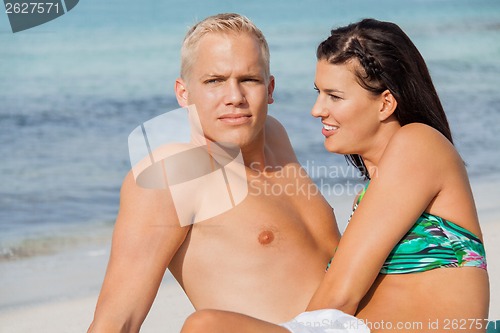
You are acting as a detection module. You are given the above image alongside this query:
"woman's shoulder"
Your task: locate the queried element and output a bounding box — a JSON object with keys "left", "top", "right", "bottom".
{"left": 392, "top": 123, "right": 450, "bottom": 144}
{"left": 379, "top": 123, "right": 462, "bottom": 177}
{"left": 385, "top": 123, "right": 456, "bottom": 158}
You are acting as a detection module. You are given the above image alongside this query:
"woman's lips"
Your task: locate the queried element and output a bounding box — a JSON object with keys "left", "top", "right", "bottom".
{"left": 322, "top": 123, "right": 338, "bottom": 137}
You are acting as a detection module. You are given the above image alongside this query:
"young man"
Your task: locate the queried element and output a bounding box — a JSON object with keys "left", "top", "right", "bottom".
{"left": 88, "top": 13, "right": 340, "bottom": 333}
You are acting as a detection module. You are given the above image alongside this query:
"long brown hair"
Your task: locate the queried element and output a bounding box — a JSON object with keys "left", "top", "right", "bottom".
{"left": 317, "top": 18, "right": 453, "bottom": 179}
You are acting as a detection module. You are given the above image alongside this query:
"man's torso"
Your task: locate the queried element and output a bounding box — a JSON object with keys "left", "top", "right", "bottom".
{"left": 168, "top": 122, "right": 339, "bottom": 323}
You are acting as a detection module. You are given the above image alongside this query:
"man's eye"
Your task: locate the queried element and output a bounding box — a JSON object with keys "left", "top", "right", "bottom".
{"left": 313, "top": 87, "right": 320, "bottom": 94}
{"left": 243, "top": 78, "right": 260, "bottom": 83}
{"left": 205, "top": 79, "right": 221, "bottom": 84}
{"left": 329, "top": 94, "right": 342, "bottom": 100}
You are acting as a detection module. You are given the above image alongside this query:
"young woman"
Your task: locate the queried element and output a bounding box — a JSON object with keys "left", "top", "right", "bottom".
{"left": 180, "top": 18, "right": 489, "bottom": 333}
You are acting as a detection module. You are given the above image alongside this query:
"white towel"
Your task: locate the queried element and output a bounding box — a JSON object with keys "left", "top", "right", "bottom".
{"left": 280, "top": 309, "right": 370, "bottom": 333}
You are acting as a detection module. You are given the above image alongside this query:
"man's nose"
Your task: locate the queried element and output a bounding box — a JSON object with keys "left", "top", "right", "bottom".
{"left": 224, "top": 80, "right": 246, "bottom": 106}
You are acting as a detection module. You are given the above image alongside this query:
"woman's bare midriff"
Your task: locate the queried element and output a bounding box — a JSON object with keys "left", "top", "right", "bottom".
{"left": 356, "top": 267, "right": 489, "bottom": 333}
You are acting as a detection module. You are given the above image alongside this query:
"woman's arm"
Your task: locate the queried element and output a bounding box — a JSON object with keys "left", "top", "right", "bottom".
{"left": 307, "top": 124, "right": 457, "bottom": 314}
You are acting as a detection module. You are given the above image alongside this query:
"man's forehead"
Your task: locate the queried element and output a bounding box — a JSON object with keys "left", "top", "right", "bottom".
{"left": 192, "top": 33, "right": 266, "bottom": 74}
{"left": 197, "top": 31, "right": 259, "bottom": 52}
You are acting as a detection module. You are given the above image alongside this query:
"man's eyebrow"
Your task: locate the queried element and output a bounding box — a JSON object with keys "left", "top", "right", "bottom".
{"left": 239, "top": 73, "right": 264, "bottom": 79}
{"left": 201, "top": 74, "right": 227, "bottom": 79}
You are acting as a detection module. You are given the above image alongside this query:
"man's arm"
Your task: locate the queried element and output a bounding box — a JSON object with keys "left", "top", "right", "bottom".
{"left": 88, "top": 171, "right": 190, "bottom": 333}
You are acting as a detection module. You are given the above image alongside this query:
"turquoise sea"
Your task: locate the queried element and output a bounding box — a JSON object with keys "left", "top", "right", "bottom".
{"left": 0, "top": 0, "right": 499, "bottom": 309}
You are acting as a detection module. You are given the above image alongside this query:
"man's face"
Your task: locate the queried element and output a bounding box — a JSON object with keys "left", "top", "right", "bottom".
{"left": 177, "top": 32, "right": 274, "bottom": 150}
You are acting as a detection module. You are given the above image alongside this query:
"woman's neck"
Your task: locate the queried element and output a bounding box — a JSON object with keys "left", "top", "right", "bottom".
{"left": 361, "top": 118, "right": 402, "bottom": 177}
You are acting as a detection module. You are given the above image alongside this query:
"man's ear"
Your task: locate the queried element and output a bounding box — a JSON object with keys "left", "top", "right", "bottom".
{"left": 379, "top": 89, "right": 397, "bottom": 121}
{"left": 267, "top": 75, "right": 275, "bottom": 105}
{"left": 175, "top": 78, "right": 189, "bottom": 107}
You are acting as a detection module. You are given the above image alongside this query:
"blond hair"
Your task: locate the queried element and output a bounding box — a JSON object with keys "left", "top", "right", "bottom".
{"left": 180, "top": 13, "right": 270, "bottom": 80}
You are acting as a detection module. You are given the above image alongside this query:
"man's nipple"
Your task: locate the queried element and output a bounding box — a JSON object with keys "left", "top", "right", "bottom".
{"left": 258, "top": 230, "right": 275, "bottom": 245}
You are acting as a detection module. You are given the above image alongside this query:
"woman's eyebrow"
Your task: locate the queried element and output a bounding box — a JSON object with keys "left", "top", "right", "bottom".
{"left": 314, "top": 84, "right": 344, "bottom": 94}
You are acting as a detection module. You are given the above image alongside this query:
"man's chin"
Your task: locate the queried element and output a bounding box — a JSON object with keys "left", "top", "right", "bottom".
{"left": 207, "top": 133, "right": 255, "bottom": 149}
{"left": 213, "top": 139, "right": 247, "bottom": 150}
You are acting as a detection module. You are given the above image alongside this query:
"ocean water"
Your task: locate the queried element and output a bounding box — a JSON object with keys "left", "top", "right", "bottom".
{"left": 0, "top": 0, "right": 499, "bottom": 305}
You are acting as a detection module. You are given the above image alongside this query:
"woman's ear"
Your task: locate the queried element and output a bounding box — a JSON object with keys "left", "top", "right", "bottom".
{"left": 379, "top": 89, "right": 397, "bottom": 121}
{"left": 175, "top": 78, "right": 189, "bottom": 107}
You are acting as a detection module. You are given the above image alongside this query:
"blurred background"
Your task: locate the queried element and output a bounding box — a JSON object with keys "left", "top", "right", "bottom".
{"left": 1, "top": 0, "right": 499, "bottom": 314}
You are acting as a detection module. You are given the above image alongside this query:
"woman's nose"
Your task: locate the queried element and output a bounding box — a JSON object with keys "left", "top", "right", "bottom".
{"left": 311, "top": 96, "right": 327, "bottom": 118}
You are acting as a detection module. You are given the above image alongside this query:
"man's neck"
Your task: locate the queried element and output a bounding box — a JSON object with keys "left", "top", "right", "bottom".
{"left": 240, "top": 131, "right": 270, "bottom": 172}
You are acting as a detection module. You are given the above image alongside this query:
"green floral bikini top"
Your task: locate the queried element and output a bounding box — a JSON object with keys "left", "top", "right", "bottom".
{"left": 340, "top": 182, "right": 487, "bottom": 274}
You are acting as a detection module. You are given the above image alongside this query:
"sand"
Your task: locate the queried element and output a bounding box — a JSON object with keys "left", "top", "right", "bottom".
{"left": 0, "top": 178, "right": 497, "bottom": 333}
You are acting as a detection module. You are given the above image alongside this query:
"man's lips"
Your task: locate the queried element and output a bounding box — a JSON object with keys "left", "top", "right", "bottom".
{"left": 218, "top": 114, "right": 252, "bottom": 125}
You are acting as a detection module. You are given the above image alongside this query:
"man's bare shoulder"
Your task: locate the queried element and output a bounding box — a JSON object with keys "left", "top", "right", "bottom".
{"left": 131, "top": 142, "right": 194, "bottom": 186}
{"left": 265, "top": 115, "right": 289, "bottom": 140}
{"left": 264, "top": 115, "right": 298, "bottom": 164}
{"left": 118, "top": 170, "right": 183, "bottom": 229}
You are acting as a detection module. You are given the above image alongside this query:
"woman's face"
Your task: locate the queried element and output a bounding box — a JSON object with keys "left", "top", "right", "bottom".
{"left": 311, "top": 59, "right": 383, "bottom": 156}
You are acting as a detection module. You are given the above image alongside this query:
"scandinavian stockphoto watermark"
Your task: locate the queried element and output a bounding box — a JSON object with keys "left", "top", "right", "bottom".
{"left": 3, "top": 0, "right": 79, "bottom": 33}
{"left": 247, "top": 161, "right": 365, "bottom": 199}
{"left": 128, "top": 105, "right": 248, "bottom": 227}
{"left": 286, "top": 317, "right": 498, "bottom": 332}
{"left": 128, "top": 105, "right": 365, "bottom": 226}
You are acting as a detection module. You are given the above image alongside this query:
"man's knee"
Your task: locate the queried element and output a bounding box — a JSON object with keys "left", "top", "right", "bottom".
{"left": 181, "top": 309, "right": 223, "bottom": 333}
